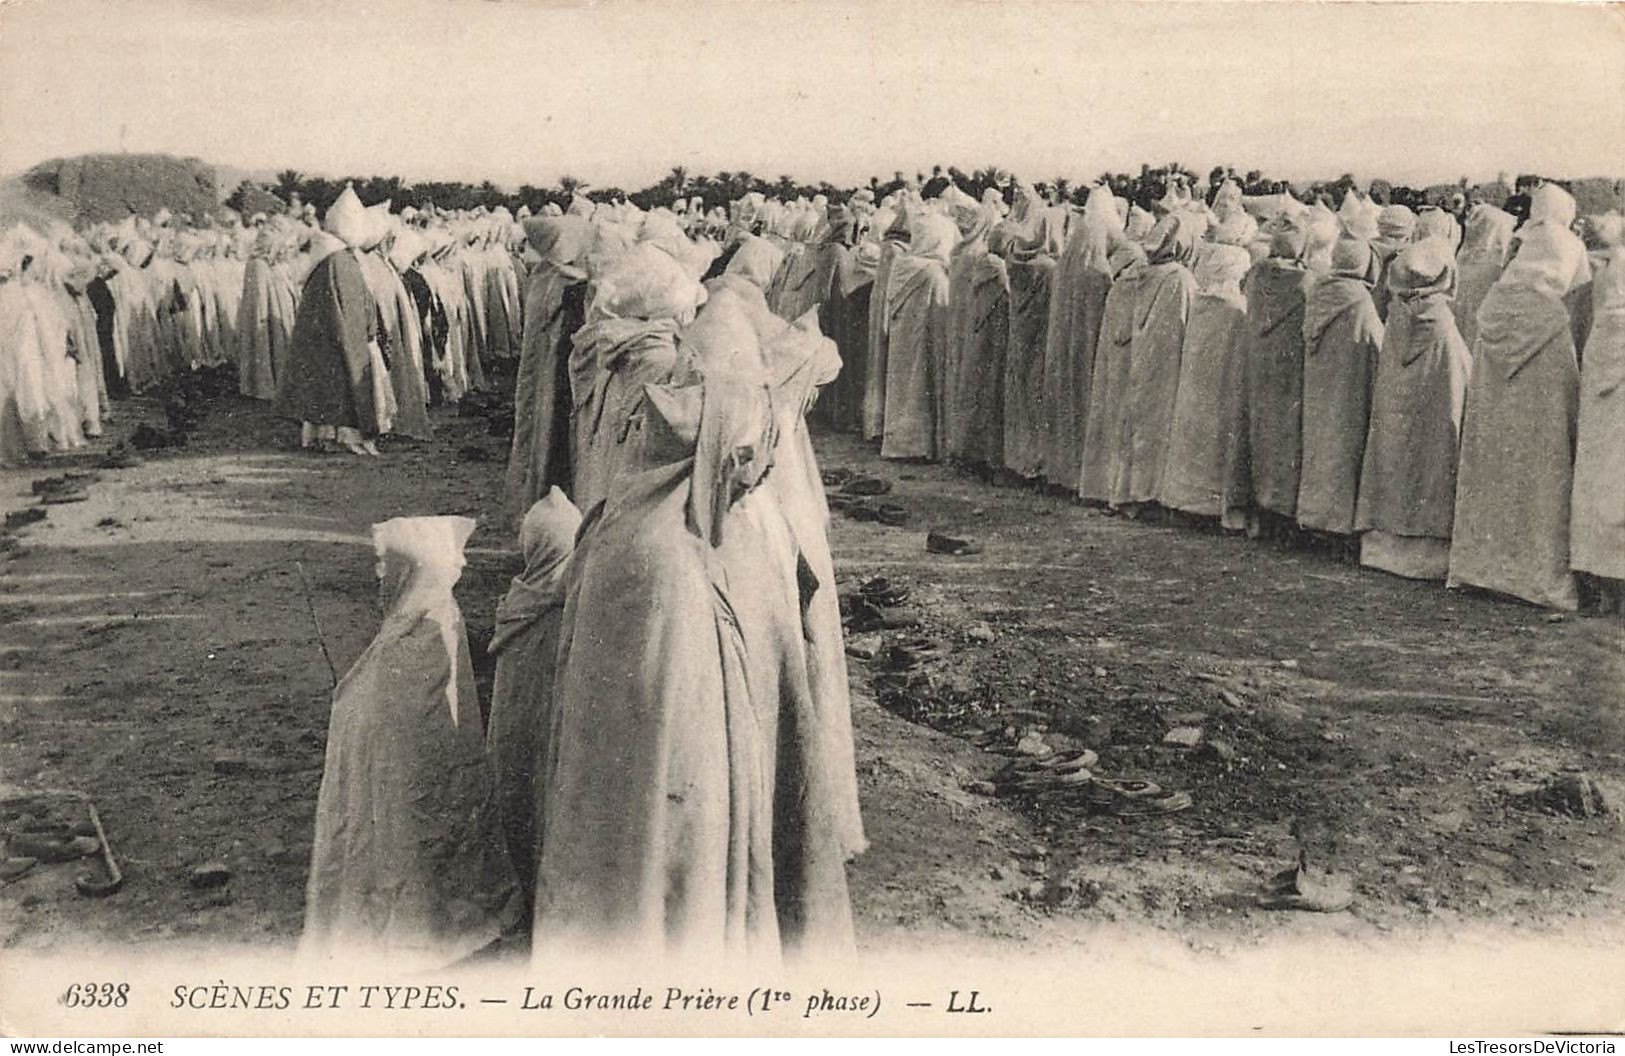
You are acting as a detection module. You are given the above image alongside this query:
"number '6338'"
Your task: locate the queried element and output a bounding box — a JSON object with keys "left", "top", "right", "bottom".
{"left": 60, "top": 983, "right": 130, "bottom": 1008}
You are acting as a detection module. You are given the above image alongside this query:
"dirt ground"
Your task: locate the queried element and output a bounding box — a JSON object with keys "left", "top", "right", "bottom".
{"left": 2, "top": 373, "right": 1621, "bottom": 958}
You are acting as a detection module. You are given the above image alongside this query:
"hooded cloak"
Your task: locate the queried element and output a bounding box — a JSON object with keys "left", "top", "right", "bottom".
{"left": 1239, "top": 227, "right": 1317, "bottom": 517}
{"left": 508, "top": 216, "right": 591, "bottom": 514}
{"left": 272, "top": 206, "right": 379, "bottom": 435}
{"left": 1454, "top": 204, "right": 1516, "bottom": 349}
{"left": 1041, "top": 187, "right": 1116, "bottom": 487}
{"left": 487, "top": 489, "right": 582, "bottom": 897}
{"left": 881, "top": 214, "right": 955, "bottom": 460}
{"left": 861, "top": 213, "right": 909, "bottom": 440}
{"left": 301, "top": 516, "right": 522, "bottom": 971}
{"left": 1123, "top": 215, "right": 1198, "bottom": 503}
{"left": 945, "top": 203, "right": 1010, "bottom": 466}
{"left": 1161, "top": 243, "right": 1250, "bottom": 517}
{"left": 1355, "top": 239, "right": 1472, "bottom": 580}
{"left": 1000, "top": 185, "right": 1066, "bottom": 478}
{"left": 1296, "top": 239, "right": 1384, "bottom": 535}
{"left": 1078, "top": 239, "right": 1148, "bottom": 503}
{"left": 534, "top": 379, "right": 854, "bottom": 966}
{"left": 568, "top": 245, "right": 703, "bottom": 514}
{"left": 1448, "top": 188, "right": 1589, "bottom": 610}
{"left": 1570, "top": 216, "right": 1625, "bottom": 579}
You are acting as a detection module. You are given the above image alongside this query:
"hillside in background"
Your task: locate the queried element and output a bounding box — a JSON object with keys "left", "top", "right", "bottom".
{"left": 2, "top": 153, "right": 233, "bottom": 230}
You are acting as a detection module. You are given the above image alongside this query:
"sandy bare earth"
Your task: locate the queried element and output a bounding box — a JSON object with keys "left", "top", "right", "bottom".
{"left": 1, "top": 376, "right": 1621, "bottom": 963}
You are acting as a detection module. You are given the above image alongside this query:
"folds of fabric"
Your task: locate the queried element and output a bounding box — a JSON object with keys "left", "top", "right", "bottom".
{"left": 1448, "top": 284, "right": 1581, "bottom": 610}
{"left": 0, "top": 283, "right": 54, "bottom": 462}
{"left": 535, "top": 380, "right": 853, "bottom": 966}
{"left": 946, "top": 244, "right": 1009, "bottom": 467}
{"left": 1355, "top": 290, "right": 1471, "bottom": 580}
{"left": 1573, "top": 246, "right": 1625, "bottom": 575}
{"left": 236, "top": 256, "right": 283, "bottom": 400}
{"left": 1161, "top": 289, "right": 1246, "bottom": 517}
{"left": 1240, "top": 258, "right": 1315, "bottom": 517}
{"left": 488, "top": 489, "right": 581, "bottom": 899}
{"left": 509, "top": 265, "right": 588, "bottom": 515}
{"left": 568, "top": 317, "right": 685, "bottom": 515}
{"left": 1570, "top": 247, "right": 1624, "bottom": 579}
{"left": 1002, "top": 252, "right": 1056, "bottom": 479}
{"left": 880, "top": 256, "right": 951, "bottom": 460}
{"left": 758, "top": 316, "right": 866, "bottom": 864}
{"left": 1042, "top": 222, "right": 1112, "bottom": 488}
{"left": 273, "top": 248, "right": 378, "bottom": 435}
{"left": 1078, "top": 260, "right": 1143, "bottom": 503}
{"left": 1297, "top": 276, "right": 1383, "bottom": 534}
{"left": 813, "top": 245, "right": 868, "bottom": 433}
{"left": 1123, "top": 259, "right": 1194, "bottom": 503}
{"left": 862, "top": 239, "right": 903, "bottom": 441}
{"left": 302, "top": 518, "right": 521, "bottom": 972}
{"left": 358, "top": 252, "right": 433, "bottom": 440}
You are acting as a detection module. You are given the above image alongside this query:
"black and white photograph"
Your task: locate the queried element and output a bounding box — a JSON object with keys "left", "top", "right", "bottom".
{"left": 0, "top": 0, "right": 1621, "bottom": 1042}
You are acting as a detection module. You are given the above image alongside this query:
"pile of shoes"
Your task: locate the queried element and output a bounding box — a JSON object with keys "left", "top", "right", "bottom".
{"left": 31, "top": 471, "right": 98, "bottom": 506}
{"left": 1, "top": 795, "right": 101, "bottom": 887}
{"left": 838, "top": 576, "right": 919, "bottom": 633}
{"left": 972, "top": 726, "right": 1192, "bottom": 817}
{"left": 826, "top": 471, "right": 912, "bottom": 526}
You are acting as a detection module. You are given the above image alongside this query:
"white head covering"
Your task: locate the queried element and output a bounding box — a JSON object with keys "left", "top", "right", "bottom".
{"left": 1337, "top": 191, "right": 1381, "bottom": 241}
{"left": 1459, "top": 204, "right": 1517, "bottom": 265}
{"left": 906, "top": 213, "right": 958, "bottom": 267}
{"left": 1528, "top": 183, "right": 1578, "bottom": 229}
{"left": 323, "top": 185, "right": 368, "bottom": 249}
{"left": 370, "top": 515, "right": 477, "bottom": 725}
{"left": 1194, "top": 242, "right": 1253, "bottom": 302}
{"left": 1083, "top": 185, "right": 1122, "bottom": 231}
{"left": 1501, "top": 216, "right": 1592, "bottom": 300}
{"left": 589, "top": 242, "right": 708, "bottom": 322}
{"left": 1591, "top": 211, "right": 1624, "bottom": 249}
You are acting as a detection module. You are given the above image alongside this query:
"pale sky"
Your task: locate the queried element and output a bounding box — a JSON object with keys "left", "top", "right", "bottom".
{"left": 2, "top": 0, "right": 1622, "bottom": 191}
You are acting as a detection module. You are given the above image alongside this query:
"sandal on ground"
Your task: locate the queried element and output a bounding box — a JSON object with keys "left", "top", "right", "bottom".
{"left": 858, "top": 577, "right": 909, "bottom": 606}
{"left": 1085, "top": 778, "right": 1192, "bottom": 816}
{"left": 926, "top": 531, "right": 984, "bottom": 556}
{"left": 1257, "top": 867, "right": 1354, "bottom": 912}
{"left": 876, "top": 503, "right": 911, "bottom": 527}
{"left": 842, "top": 475, "right": 892, "bottom": 497}
{"left": 885, "top": 637, "right": 946, "bottom": 669}
{"left": 7, "top": 833, "right": 100, "bottom": 863}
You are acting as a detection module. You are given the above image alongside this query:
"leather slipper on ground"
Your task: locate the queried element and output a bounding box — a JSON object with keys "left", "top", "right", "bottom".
{"left": 858, "top": 577, "right": 909, "bottom": 606}
{"left": 8, "top": 833, "right": 100, "bottom": 863}
{"left": 1084, "top": 778, "right": 1193, "bottom": 817}
{"left": 926, "top": 532, "right": 983, "bottom": 555}
{"left": 1020, "top": 766, "right": 1097, "bottom": 793}
{"left": 821, "top": 468, "right": 855, "bottom": 486}
{"left": 0, "top": 857, "right": 38, "bottom": 883}
{"left": 1107, "top": 789, "right": 1193, "bottom": 816}
{"left": 842, "top": 475, "right": 893, "bottom": 496}
{"left": 5, "top": 508, "right": 48, "bottom": 530}
{"left": 1000, "top": 748, "right": 1100, "bottom": 781}
{"left": 877, "top": 606, "right": 921, "bottom": 629}
{"left": 1257, "top": 867, "right": 1354, "bottom": 912}
{"left": 96, "top": 448, "right": 142, "bottom": 469}
{"left": 876, "top": 503, "right": 911, "bottom": 527}
{"left": 885, "top": 637, "right": 946, "bottom": 669}
{"left": 844, "top": 502, "right": 881, "bottom": 522}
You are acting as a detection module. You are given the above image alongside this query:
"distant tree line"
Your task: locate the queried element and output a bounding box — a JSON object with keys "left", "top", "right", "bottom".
{"left": 224, "top": 162, "right": 1582, "bottom": 218}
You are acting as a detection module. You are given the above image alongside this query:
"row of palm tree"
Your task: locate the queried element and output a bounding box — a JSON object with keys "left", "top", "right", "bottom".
{"left": 235, "top": 162, "right": 1495, "bottom": 219}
